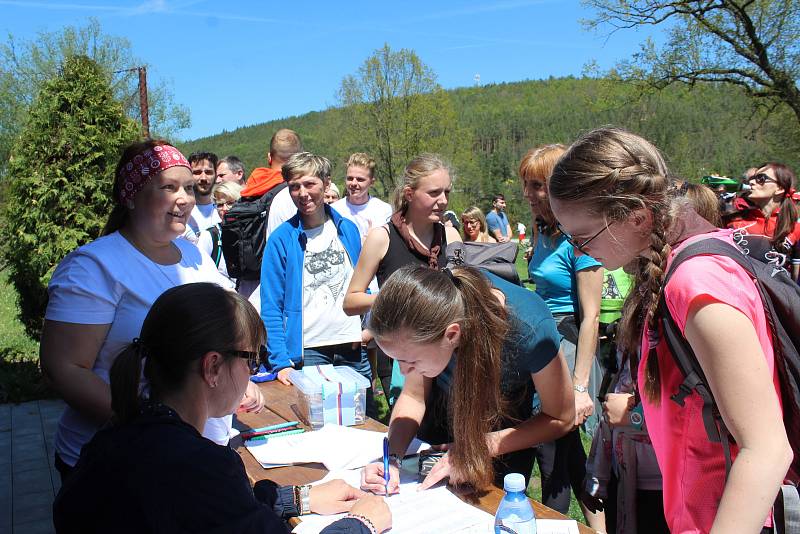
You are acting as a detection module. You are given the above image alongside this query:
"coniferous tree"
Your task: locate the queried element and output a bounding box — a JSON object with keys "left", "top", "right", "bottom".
{"left": 0, "top": 54, "right": 139, "bottom": 338}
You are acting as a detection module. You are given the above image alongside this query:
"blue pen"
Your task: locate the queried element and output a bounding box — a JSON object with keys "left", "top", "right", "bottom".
{"left": 249, "top": 421, "right": 299, "bottom": 433}
{"left": 382, "top": 436, "right": 390, "bottom": 496}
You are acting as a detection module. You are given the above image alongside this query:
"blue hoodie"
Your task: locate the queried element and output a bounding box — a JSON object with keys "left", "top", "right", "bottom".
{"left": 261, "top": 204, "right": 362, "bottom": 371}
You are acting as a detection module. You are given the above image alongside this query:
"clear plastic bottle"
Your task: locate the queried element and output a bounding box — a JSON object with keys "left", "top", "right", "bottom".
{"left": 494, "top": 473, "right": 536, "bottom": 534}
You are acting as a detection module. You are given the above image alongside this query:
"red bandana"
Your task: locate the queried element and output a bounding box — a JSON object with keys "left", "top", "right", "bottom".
{"left": 118, "top": 144, "right": 190, "bottom": 204}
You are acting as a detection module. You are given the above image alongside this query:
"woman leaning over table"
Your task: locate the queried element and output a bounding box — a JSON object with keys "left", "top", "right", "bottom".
{"left": 40, "top": 139, "right": 264, "bottom": 482}
{"left": 54, "top": 283, "right": 390, "bottom": 534}
{"left": 361, "top": 265, "right": 574, "bottom": 494}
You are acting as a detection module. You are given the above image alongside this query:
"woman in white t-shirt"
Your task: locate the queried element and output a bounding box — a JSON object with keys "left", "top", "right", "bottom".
{"left": 40, "top": 140, "right": 263, "bottom": 482}
{"left": 197, "top": 180, "right": 242, "bottom": 281}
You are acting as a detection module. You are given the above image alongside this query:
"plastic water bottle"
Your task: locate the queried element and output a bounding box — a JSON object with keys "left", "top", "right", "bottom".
{"left": 494, "top": 473, "right": 536, "bottom": 534}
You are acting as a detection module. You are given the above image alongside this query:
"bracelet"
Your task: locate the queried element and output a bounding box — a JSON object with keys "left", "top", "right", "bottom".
{"left": 345, "top": 513, "right": 378, "bottom": 534}
{"left": 299, "top": 484, "right": 312, "bottom": 516}
{"left": 388, "top": 453, "right": 403, "bottom": 469}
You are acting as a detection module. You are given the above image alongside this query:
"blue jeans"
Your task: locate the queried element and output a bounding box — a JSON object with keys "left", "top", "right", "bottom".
{"left": 302, "top": 343, "right": 377, "bottom": 418}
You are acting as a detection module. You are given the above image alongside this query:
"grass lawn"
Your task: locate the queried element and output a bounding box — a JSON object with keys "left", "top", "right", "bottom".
{"left": 0, "top": 270, "right": 51, "bottom": 403}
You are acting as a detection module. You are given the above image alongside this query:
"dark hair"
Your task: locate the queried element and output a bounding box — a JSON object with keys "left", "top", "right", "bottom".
{"left": 109, "top": 283, "right": 265, "bottom": 424}
{"left": 102, "top": 138, "right": 172, "bottom": 236}
{"left": 219, "top": 155, "right": 245, "bottom": 176}
{"left": 761, "top": 162, "right": 798, "bottom": 254}
{"left": 370, "top": 265, "right": 508, "bottom": 489}
{"left": 188, "top": 151, "right": 219, "bottom": 168}
{"left": 492, "top": 194, "right": 505, "bottom": 202}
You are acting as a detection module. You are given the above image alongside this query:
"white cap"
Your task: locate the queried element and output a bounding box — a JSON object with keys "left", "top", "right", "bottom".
{"left": 503, "top": 473, "right": 526, "bottom": 492}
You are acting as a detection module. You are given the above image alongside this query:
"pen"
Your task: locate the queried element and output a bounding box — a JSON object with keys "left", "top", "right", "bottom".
{"left": 248, "top": 421, "right": 300, "bottom": 433}
{"left": 241, "top": 424, "right": 300, "bottom": 440}
{"left": 383, "top": 436, "right": 390, "bottom": 496}
{"left": 246, "top": 428, "right": 306, "bottom": 441}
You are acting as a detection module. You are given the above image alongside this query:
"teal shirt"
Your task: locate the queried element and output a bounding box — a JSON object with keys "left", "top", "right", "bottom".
{"left": 527, "top": 233, "right": 601, "bottom": 314}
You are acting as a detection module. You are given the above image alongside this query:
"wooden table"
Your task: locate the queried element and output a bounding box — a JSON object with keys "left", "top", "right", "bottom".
{"left": 233, "top": 381, "right": 595, "bottom": 533}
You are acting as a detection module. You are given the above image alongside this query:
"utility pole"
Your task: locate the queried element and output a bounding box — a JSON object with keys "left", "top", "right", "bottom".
{"left": 138, "top": 67, "right": 150, "bottom": 139}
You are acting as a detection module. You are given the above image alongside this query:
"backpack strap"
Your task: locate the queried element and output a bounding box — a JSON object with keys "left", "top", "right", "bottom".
{"left": 659, "top": 237, "right": 758, "bottom": 478}
{"left": 209, "top": 224, "right": 222, "bottom": 268}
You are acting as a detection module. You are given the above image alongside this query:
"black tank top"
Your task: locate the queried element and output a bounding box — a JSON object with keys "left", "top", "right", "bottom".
{"left": 376, "top": 221, "right": 448, "bottom": 287}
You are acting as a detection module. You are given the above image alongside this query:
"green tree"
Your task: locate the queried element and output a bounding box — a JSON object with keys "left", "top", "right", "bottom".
{"left": 0, "top": 18, "right": 190, "bottom": 174}
{"left": 338, "top": 44, "right": 466, "bottom": 196}
{"left": 583, "top": 0, "right": 800, "bottom": 127}
{"left": 0, "top": 55, "right": 139, "bottom": 338}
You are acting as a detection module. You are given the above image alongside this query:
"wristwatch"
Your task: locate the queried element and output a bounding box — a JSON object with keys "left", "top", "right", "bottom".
{"left": 573, "top": 384, "right": 588, "bottom": 394}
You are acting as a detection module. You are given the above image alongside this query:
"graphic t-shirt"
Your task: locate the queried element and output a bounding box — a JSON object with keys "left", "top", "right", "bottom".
{"left": 486, "top": 210, "right": 510, "bottom": 238}
{"left": 599, "top": 267, "right": 634, "bottom": 324}
{"left": 301, "top": 219, "right": 362, "bottom": 348}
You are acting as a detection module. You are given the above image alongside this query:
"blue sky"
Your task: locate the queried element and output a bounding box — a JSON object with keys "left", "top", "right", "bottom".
{"left": 1, "top": 0, "right": 661, "bottom": 141}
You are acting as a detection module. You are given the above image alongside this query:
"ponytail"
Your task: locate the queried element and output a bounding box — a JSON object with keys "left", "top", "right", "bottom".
{"left": 109, "top": 339, "right": 146, "bottom": 424}
{"left": 370, "top": 265, "right": 508, "bottom": 488}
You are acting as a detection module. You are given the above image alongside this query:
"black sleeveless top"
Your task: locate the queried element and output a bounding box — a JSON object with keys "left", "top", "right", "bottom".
{"left": 376, "top": 221, "right": 448, "bottom": 286}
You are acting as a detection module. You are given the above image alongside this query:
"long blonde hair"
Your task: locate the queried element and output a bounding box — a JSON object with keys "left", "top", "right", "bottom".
{"left": 392, "top": 154, "right": 452, "bottom": 214}
{"left": 370, "top": 266, "right": 508, "bottom": 488}
{"left": 460, "top": 206, "right": 492, "bottom": 242}
{"left": 549, "top": 127, "right": 673, "bottom": 401}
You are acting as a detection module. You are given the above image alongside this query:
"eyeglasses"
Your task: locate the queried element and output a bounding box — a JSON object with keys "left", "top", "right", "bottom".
{"left": 215, "top": 200, "right": 234, "bottom": 209}
{"left": 556, "top": 221, "right": 613, "bottom": 254}
{"left": 749, "top": 173, "right": 777, "bottom": 186}
{"left": 225, "top": 346, "right": 266, "bottom": 375}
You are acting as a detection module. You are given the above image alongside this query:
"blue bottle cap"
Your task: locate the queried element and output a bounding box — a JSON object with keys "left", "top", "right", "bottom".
{"left": 503, "top": 473, "right": 526, "bottom": 492}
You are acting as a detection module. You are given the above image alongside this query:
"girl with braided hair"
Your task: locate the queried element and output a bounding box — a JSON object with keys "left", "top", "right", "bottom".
{"left": 548, "top": 127, "right": 791, "bottom": 533}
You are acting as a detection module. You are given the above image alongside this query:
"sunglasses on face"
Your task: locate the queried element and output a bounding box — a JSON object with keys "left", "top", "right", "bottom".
{"left": 225, "top": 346, "right": 266, "bottom": 375}
{"left": 556, "top": 221, "right": 613, "bottom": 254}
{"left": 749, "top": 173, "right": 777, "bottom": 186}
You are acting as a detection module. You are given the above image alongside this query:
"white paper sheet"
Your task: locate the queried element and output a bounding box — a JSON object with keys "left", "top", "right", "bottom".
{"left": 244, "top": 424, "right": 429, "bottom": 470}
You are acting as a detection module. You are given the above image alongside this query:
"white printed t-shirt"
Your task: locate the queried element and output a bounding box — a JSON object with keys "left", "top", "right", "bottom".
{"left": 302, "top": 219, "right": 362, "bottom": 348}
{"left": 45, "top": 232, "right": 235, "bottom": 466}
{"left": 184, "top": 202, "right": 220, "bottom": 243}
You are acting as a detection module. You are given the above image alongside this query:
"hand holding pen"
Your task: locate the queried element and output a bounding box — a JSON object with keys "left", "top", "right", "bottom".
{"left": 360, "top": 439, "right": 400, "bottom": 496}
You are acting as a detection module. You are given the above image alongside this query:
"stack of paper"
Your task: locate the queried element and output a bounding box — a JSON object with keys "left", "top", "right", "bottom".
{"left": 244, "top": 424, "right": 428, "bottom": 470}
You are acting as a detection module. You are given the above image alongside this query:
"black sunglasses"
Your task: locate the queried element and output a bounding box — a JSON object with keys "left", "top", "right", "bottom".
{"left": 225, "top": 346, "right": 267, "bottom": 375}
{"left": 556, "top": 221, "right": 613, "bottom": 254}
{"left": 749, "top": 173, "right": 777, "bottom": 186}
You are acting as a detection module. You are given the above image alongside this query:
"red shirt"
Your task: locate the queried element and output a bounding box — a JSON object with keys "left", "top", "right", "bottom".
{"left": 727, "top": 207, "right": 800, "bottom": 265}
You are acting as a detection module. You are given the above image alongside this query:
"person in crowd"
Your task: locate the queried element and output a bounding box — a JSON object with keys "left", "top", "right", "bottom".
{"left": 198, "top": 181, "right": 243, "bottom": 281}
{"left": 261, "top": 152, "right": 372, "bottom": 394}
{"left": 184, "top": 151, "right": 220, "bottom": 243}
{"left": 238, "top": 129, "right": 303, "bottom": 301}
{"left": 548, "top": 126, "right": 792, "bottom": 533}
{"left": 40, "top": 140, "right": 262, "bottom": 482}
{"left": 442, "top": 210, "right": 461, "bottom": 231}
{"left": 673, "top": 181, "right": 722, "bottom": 227}
{"left": 460, "top": 206, "right": 496, "bottom": 243}
{"left": 486, "top": 194, "right": 513, "bottom": 243}
{"left": 343, "top": 154, "right": 462, "bottom": 406}
{"left": 216, "top": 155, "right": 246, "bottom": 185}
{"left": 332, "top": 153, "right": 393, "bottom": 239}
{"left": 325, "top": 182, "right": 341, "bottom": 204}
{"left": 53, "top": 282, "right": 390, "bottom": 534}
{"left": 725, "top": 163, "right": 800, "bottom": 279}
{"left": 360, "top": 265, "right": 574, "bottom": 493}
{"left": 518, "top": 144, "right": 605, "bottom": 530}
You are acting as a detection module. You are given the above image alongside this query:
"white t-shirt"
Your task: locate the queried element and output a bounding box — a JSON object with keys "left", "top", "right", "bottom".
{"left": 197, "top": 224, "right": 231, "bottom": 281}
{"left": 45, "top": 232, "right": 236, "bottom": 466}
{"left": 331, "top": 196, "right": 392, "bottom": 293}
{"left": 302, "top": 219, "right": 362, "bottom": 348}
{"left": 265, "top": 187, "right": 297, "bottom": 240}
{"left": 184, "top": 202, "right": 221, "bottom": 243}
{"left": 331, "top": 196, "right": 392, "bottom": 237}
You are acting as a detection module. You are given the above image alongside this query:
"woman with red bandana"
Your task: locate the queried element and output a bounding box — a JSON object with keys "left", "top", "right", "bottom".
{"left": 726, "top": 163, "right": 800, "bottom": 280}
{"left": 40, "top": 140, "right": 263, "bottom": 483}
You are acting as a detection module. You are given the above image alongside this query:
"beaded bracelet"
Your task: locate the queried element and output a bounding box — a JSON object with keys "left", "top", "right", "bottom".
{"left": 345, "top": 513, "right": 378, "bottom": 534}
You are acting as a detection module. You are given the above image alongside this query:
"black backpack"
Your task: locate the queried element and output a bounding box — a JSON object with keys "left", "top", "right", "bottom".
{"left": 208, "top": 224, "right": 223, "bottom": 268}
{"left": 220, "top": 182, "right": 287, "bottom": 281}
{"left": 445, "top": 240, "right": 521, "bottom": 286}
{"left": 659, "top": 238, "right": 800, "bottom": 530}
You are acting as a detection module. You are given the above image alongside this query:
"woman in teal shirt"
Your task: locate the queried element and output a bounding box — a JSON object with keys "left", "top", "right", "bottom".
{"left": 519, "top": 144, "right": 605, "bottom": 530}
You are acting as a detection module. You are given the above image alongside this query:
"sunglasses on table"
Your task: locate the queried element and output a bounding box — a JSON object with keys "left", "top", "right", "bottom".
{"left": 225, "top": 346, "right": 267, "bottom": 374}
{"left": 556, "top": 220, "right": 613, "bottom": 254}
{"left": 749, "top": 173, "right": 777, "bottom": 186}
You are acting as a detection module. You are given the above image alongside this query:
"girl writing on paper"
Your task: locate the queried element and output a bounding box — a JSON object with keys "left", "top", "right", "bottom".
{"left": 360, "top": 265, "right": 574, "bottom": 493}
{"left": 54, "top": 283, "right": 390, "bottom": 534}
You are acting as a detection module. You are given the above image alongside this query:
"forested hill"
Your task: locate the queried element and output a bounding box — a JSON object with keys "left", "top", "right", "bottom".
{"left": 180, "top": 77, "right": 800, "bottom": 225}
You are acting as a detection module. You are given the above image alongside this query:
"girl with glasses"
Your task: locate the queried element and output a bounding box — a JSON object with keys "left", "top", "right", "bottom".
{"left": 726, "top": 163, "right": 800, "bottom": 280}
{"left": 54, "top": 283, "right": 390, "bottom": 534}
{"left": 548, "top": 127, "right": 792, "bottom": 533}
{"left": 518, "top": 144, "right": 606, "bottom": 530}
{"left": 460, "top": 206, "right": 496, "bottom": 243}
